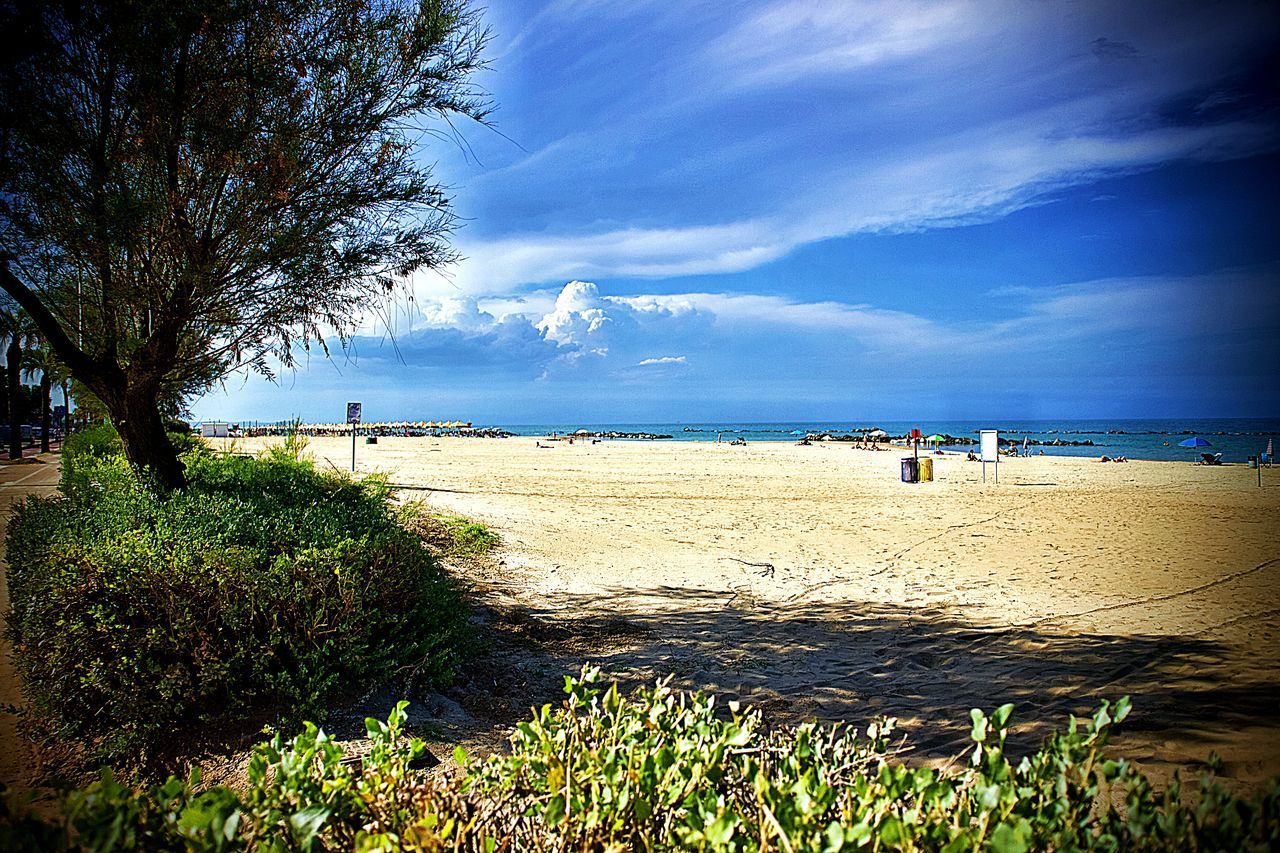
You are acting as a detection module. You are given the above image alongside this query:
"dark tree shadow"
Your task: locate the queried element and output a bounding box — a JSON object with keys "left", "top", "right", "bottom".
{"left": 440, "top": 587, "right": 1280, "bottom": 783}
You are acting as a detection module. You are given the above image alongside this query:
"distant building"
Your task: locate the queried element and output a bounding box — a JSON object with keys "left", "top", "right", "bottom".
{"left": 201, "top": 422, "right": 230, "bottom": 438}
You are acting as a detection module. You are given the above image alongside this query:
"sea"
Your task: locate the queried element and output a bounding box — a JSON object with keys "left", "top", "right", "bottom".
{"left": 497, "top": 419, "right": 1279, "bottom": 463}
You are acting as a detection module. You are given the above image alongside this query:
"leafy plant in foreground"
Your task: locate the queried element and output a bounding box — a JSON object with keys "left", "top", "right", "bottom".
{"left": 6, "top": 670, "right": 1275, "bottom": 851}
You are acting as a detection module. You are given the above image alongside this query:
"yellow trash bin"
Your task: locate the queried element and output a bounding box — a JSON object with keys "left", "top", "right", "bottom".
{"left": 918, "top": 456, "right": 934, "bottom": 482}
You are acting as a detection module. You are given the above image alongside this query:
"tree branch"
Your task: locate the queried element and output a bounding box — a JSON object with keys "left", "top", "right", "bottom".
{"left": 0, "top": 258, "right": 105, "bottom": 385}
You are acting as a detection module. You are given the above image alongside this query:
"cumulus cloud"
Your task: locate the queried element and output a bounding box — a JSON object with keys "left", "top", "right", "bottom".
{"left": 191, "top": 266, "right": 1280, "bottom": 421}
{"left": 420, "top": 296, "right": 498, "bottom": 332}
{"left": 412, "top": 268, "right": 1280, "bottom": 373}
{"left": 535, "top": 280, "right": 612, "bottom": 346}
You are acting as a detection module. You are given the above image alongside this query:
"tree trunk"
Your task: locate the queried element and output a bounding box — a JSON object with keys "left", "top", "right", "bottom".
{"left": 107, "top": 380, "right": 185, "bottom": 489}
{"left": 0, "top": 340, "right": 7, "bottom": 448}
{"left": 7, "top": 334, "right": 22, "bottom": 460}
{"left": 39, "top": 373, "right": 51, "bottom": 453}
{"left": 61, "top": 379, "right": 70, "bottom": 434}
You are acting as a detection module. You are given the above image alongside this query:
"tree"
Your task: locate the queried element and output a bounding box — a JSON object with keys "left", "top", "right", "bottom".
{"left": 0, "top": 0, "right": 488, "bottom": 487}
{"left": 24, "top": 337, "right": 63, "bottom": 453}
{"left": 0, "top": 307, "right": 35, "bottom": 460}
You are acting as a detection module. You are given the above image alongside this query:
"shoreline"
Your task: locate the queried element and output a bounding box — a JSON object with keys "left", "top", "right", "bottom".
{"left": 221, "top": 422, "right": 1277, "bottom": 463}
{"left": 266, "top": 430, "right": 1262, "bottom": 465}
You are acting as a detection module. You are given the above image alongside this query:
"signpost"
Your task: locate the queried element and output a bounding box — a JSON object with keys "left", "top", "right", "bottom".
{"left": 979, "top": 429, "right": 999, "bottom": 483}
{"left": 346, "top": 402, "right": 362, "bottom": 472}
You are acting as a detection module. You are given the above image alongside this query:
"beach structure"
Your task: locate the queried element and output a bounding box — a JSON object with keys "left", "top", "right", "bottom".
{"left": 1179, "top": 436, "right": 1214, "bottom": 463}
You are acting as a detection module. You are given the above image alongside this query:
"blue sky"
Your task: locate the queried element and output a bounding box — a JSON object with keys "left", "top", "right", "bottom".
{"left": 193, "top": 0, "right": 1280, "bottom": 424}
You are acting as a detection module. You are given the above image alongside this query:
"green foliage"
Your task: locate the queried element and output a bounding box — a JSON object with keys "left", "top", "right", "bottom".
{"left": 6, "top": 671, "right": 1278, "bottom": 851}
{"left": 260, "top": 419, "right": 312, "bottom": 466}
{"left": 58, "top": 424, "right": 122, "bottom": 493}
{"left": 465, "top": 673, "right": 1280, "bottom": 851}
{"left": 6, "top": 449, "right": 467, "bottom": 760}
{"left": 1, "top": 0, "right": 490, "bottom": 486}
{"left": 399, "top": 504, "right": 499, "bottom": 557}
{"left": 59, "top": 423, "right": 205, "bottom": 495}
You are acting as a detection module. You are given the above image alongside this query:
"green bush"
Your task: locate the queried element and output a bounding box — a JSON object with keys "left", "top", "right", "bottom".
{"left": 58, "top": 425, "right": 122, "bottom": 494}
{"left": 4, "top": 671, "right": 1277, "bottom": 851}
{"left": 59, "top": 423, "right": 206, "bottom": 495}
{"left": 6, "top": 448, "right": 467, "bottom": 760}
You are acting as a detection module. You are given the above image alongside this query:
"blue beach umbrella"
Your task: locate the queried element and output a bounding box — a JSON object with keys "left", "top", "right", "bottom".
{"left": 1178, "top": 437, "right": 1212, "bottom": 448}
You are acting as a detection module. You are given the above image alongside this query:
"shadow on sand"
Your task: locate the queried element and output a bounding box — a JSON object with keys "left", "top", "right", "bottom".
{"left": 447, "top": 587, "right": 1279, "bottom": 781}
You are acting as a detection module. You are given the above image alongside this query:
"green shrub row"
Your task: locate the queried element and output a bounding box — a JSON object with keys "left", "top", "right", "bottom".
{"left": 5, "top": 442, "right": 468, "bottom": 760}
{"left": 3, "top": 669, "right": 1276, "bottom": 851}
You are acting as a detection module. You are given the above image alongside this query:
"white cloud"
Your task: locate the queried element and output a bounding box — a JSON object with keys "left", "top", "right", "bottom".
{"left": 420, "top": 296, "right": 497, "bottom": 332}
{"left": 444, "top": 222, "right": 789, "bottom": 296}
{"left": 190, "top": 266, "right": 1280, "bottom": 420}
{"left": 442, "top": 115, "right": 1274, "bottom": 295}
{"left": 421, "top": 1, "right": 1278, "bottom": 297}
{"left": 707, "top": 0, "right": 977, "bottom": 86}
{"left": 535, "top": 280, "right": 613, "bottom": 346}
{"left": 416, "top": 268, "right": 1279, "bottom": 375}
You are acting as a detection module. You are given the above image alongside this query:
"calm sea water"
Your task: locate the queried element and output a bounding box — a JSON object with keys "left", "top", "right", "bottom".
{"left": 499, "top": 419, "right": 1279, "bottom": 463}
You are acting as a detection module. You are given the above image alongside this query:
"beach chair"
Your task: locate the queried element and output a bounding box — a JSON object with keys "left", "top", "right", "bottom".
{"left": 1199, "top": 452, "right": 1223, "bottom": 466}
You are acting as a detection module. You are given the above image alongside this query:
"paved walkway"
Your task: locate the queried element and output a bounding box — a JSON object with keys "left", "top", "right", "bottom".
{"left": 0, "top": 450, "right": 61, "bottom": 793}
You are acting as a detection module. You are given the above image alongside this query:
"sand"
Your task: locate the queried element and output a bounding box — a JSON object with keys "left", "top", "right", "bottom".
{"left": 203, "top": 437, "right": 1280, "bottom": 783}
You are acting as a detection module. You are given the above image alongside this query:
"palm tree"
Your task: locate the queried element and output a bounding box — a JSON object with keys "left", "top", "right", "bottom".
{"left": 24, "top": 338, "right": 65, "bottom": 453}
{"left": 0, "top": 307, "right": 41, "bottom": 459}
{"left": 0, "top": 308, "right": 27, "bottom": 459}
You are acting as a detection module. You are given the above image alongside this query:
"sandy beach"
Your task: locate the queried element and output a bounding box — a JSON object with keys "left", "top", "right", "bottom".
{"left": 243, "top": 435, "right": 1280, "bottom": 785}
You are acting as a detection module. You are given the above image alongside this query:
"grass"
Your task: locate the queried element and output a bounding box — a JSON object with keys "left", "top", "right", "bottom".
{"left": 399, "top": 503, "right": 499, "bottom": 557}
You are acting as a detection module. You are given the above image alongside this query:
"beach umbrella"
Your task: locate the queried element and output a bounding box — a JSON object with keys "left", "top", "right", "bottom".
{"left": 925, "top": 434, "right": 945, "bottom": 443}
{"left": 1178, "top": 437, "right": 1212, "bottom": 447}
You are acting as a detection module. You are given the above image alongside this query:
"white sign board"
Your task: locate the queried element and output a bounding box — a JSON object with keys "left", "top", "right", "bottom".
{"left": 979, "top": 429, "right": 999, "bottom": 483}
{"left": 346, "top": 401, "right": 362, "bottom": 425}
{"left": 201, "top": 422, "right": 230, "bottom": 438}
